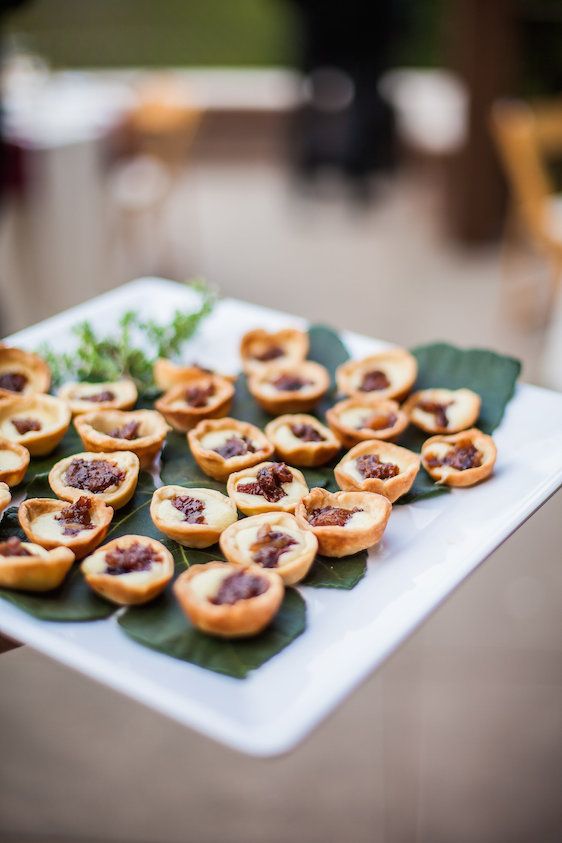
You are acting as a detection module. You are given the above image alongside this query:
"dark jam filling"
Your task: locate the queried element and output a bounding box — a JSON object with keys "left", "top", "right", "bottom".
{"left": 254, "top": 345, "right": 284, "bottom": 362}
{"left": 214, "top": 435, "right": 256, "bottom": 460}
{"left": 250, "top": 524, "right": 297, "bottom": 568}
{"left": 0, "top": 537, "right": 31, "bottom": 557}
{"left": 0, "top": 372, "right": 28, "bottom": 393}
{"left": 81, "top": 389, "right": 116, "bottom": 403}
{"left": 426, "top": 441, "right": 482, "bottom": 472}
{"left": 363, "top": 412, "right": 398, "bottom": 431}
{"left": 211, "top": 570, "right": 269, "bottom": 605}
{"left": 64, "top": 458, "right": 125, "bottom": 493}
{"left": 185, "top": 383, "right": 215, "bottom": 408}
{"left": 109, "top": 420, "right": 141, "bottom": 441}
{"left": 272, "top": 374, "right": 312, "bottom": 392}
{"left": 356, "top": 454, "right": 400, "bottom": 481}
{"left": 171, "top": 495, "right": 206, "bottom": 524}
{"left": 290, "top": 422, "right": 325, "bottom": 442}
{"left": 307, "top": 506, "right": 362, "bottom": 527}
{"left": 12, "top": 417, "right": 42, "bottom": 435}
{"left": 237, "top": 463, "right": 293, "bottom": 503}
{"left": 360, "top": 369, "right": 390, "bottom": 392}
{"left": 105, "top": 542, "right": 159, "bottom": 576}
{"left": 55, "top": 496, "right": 94, "bottom": 536}
{"left": 417, "top": 400, "right": 451, "bottom": 428}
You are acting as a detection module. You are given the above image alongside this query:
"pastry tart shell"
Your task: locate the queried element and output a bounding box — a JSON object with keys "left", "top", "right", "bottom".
{"left": 49, "top": 450, "right": 140, "bottom": 509}
{"left": 402, "top": 388, "right": 481, "bottom": 434}
{"left": 74, "top": 409, "right": 169, "bottom": 468}
{"left": 421, "top": 428, "right": 497, "bottom": 487}
{"left": 265, "top": 414, "right": 341, "bottom": 467}
{"left": 240, "top": 327, "right": 309, "bottom": 376}
{"left": 336, "top": 348, "right": 417, "bottom": 401}
{"left": 227, "top": 462, "right": 309, "bottom": 515}
{"left": 155, "top": 373, "right": 235, "bottom": 432}
{"left": 295, "top": 488, "right": 391, "bottom": 558}
{"left": 0, "top": 542, "right": 75, "bottom": 592}
{"left": 0, "top": 437, "right": 30, "bottom": 486}
{"left": 0, "top": 394, "right": 71, "bottom": 456}
{"left": 248, "top": 360, "right": 330, "bottom": 414}
{"left": 326, "top": 397, "right": 409, "bottom": 448}
{"left": 58, "top": 379, "right": 138, "bottom": 416}
{"left": 153, "top": 359, "right": 236, "bottom": 392}
{"left": 0, "top": 482, "right": 11, "bottom": 516}
{"left": 81, "top": 535, "right": 174, "bottom": 605}
{"left": 174, "top": 561, "right": 284, "bottom": 638}
{"left": 150, "top": 485, "right": 237, "bottom": 548}
{"left": 0, "top": 345, "right": 51, "bottom": 398}
{"left": 188, "top": 417, "right": 274, "bottom": 482}
{"left": 19, "top": 497, "right": 114, "bottom": 560}
{"left": 334, "top": 439, "right": 420, "bottom": 503}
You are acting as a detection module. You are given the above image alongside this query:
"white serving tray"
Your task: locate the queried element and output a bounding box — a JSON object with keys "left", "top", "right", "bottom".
{"left": 1, "top": 278, "right": 561, "bottom": 757}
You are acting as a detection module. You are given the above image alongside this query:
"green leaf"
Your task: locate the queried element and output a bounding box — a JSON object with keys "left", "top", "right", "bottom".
{"left": 229, "top": 373, "right": 274, "bottom": 429}
{"left": 118, "top": 573, "right": 307, "bottom": 679}
{"left": 303, "top": 550, "right": 367, "bottom": 589}
{"left": 308, "top": 324, "right": 350, "bottom": 385}
{"left": 397, "top": 468, "right": 449, "bottom": 505}
{"left": 22, "top": 424, "right": 83, "bottom": 487}
{"left": 0, "top": 508, "right": 115, "bottom": 621}
{"left": 160, "top": 431, "right": 226, "bottom": 492}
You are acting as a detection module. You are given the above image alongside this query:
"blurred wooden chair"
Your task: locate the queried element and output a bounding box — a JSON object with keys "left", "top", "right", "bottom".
{"left": 491, "top": 98, "right": 562, "bottom": 326}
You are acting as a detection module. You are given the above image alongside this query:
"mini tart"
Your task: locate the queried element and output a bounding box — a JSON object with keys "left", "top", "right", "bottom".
{"left": 0, "top": 345, "right": 51, "bottom": 398}
{"left": 155, "top": 372, "right": 235, "bottom": 432}
{"left": 0, "top": 437, "right": 29, "bottom": 486}
{"left": 326, "top": 396, "right": 409, "bottom": 449}
{"left": 421, "top": 428, "right": 496, "bottom": 487}
{"left": 336, "top": 348, "right": 417, "bottom": 401}
{"left": 0, "top": 482, "right": 11, "bottom": 517}
{"left": 174, "top": 561, "right": 284, "bottom": 638}
{"left": 264, "top": 414, "right": 340, "bottom": 467}
{"left": 188, "top": 417, "right": 274, "bottom": 482}
{"left": 334, "top": 440, "right": 420, "bottom": 503}
{"left": 228, "top": 461, "right": 309, "bottom": 516}
{"left": 74, "top": 409, "right": 169, "bottom": 468}
{"left": 220, "top": 511, "right": 318, "bottom": 585}
{"left": 402, "top": 387, "right": 481, "bottom": 434}
{"left": 0, "top": 394, "right": 71, "bottom": 456}
{"left": 295, "top": 488, "right": 391, "bottom": 558}
{"left": 153, "top": 359, "right": 236, "bottom": 391}
{"left": 81, "top": 534, "right": 174, "bottom": 606}
{"left": 240, "top": 327, "right": 309, "bottom": 376}
{"left": 49, "top": 450, "right": 140, "bottom": 509}
{"left": 19, "top": 497, "right": 114, "bottom": 560}
{"left": 0, "top": 539, "right": 75, "bottom": 591}
{"left": 248, "top": 361, "right": 330, "bottom": 414}
{"left": 150, "top": 485, "right": 237, "bottom": 548}
{"left": 58, "top": 379, "right": 138, "bottom": 416}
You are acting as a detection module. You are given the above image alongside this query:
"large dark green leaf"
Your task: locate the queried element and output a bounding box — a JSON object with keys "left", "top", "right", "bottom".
{"left": 229, "top": 373, "right": 274, "bottom": 428}
{"left": 22, "top": 424, "right": 83, "bottom": 487}
{"left": 308, "top": 324, "right": 350, "bottom": 385}
{"left": 118, "top": 571, "right": 307, "bottom": 679}
{"left": 0, "top": 507, "right": 115, "bottom": 621}
{"left": 303, "top": 550, "right": 367, "bottom": 589}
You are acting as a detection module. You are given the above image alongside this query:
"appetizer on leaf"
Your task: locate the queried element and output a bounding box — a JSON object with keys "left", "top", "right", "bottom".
{"left": 0, "top": 345, "right": 51, "bottom": 398}
{"left": 155, "top": 371, "right": 235, "bottom": 432}
{"left": 240, "top": 327, "right": 309, "bottom": 376}
{"left": 265, "top": 413, "right": 340, "bottom": 467}
{"left": 74, "top": 409, "right": 169, "bottom": 468}
{"left": 0, "top": 536, "right": 74, "bottom": 591}
{"left": 0, "top": 394, "right": 71, "bottom": 456}
{"left": 0, "top": 437, "right": 30, "bottom": 487}
{"left": 326, "top": 397, "right": 408, "bottom": 448}
{"left": 188, "top": 417, "right": 274, "bottom": 482}
{"left": 336, "top": 349, "right": 417, "bottom": 401}
{"left": 174, "top": 561, "right": 284, "bottom": 638}
{"left": 335, "top": 440, "right": 420, "bottom": 503}
{"left": 58, "top": 379, "right": 137, "bottom": 416}
{"left": 49, "top": 451, "right": 140, "bottom": 509}
{"left": 421, "top": 428, "right": 496, "bottom": 487}
{"left": 150, "top": 485, "right": 237, "bottom": 548}
{"left": 153, "top": 359, "right": 235, "bottom": 392}
{"left": 19, "top": 496, "right": 113, "bottom": 560}
{"left": 403, "top": 387, "right": 481, "bottom": 434}
{"left": 227, "top": 461, "right": 309, "bottom": 516}
{"left": 248, "top": 360, "right": 330, "bottom": 414}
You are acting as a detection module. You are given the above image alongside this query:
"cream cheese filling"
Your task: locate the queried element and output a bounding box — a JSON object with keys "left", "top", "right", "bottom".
{"left": 0, "top": 449, "right": 22, "bottom": 470}
{"left": 234, "top": 473, "right": 307, "bottom": 505}
{"left": 233, "top": 522, "right": 304, "bottom": 565}
{"left": 82, "top": 549, "right": 164, "bottom": 584}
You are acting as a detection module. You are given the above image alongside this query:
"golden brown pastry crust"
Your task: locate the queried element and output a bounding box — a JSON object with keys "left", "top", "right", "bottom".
{"left": 188, "top": 417, "right": 274, "bottom": 482}
{"left": 264, "top": 414, "right": 341, "bottom": 467}
{"left": 402, "top": 388, "right": 481, "bottom": 434}
{"left": 155, "top": 373, "right": 235, "bottom": 432}
{"left": 0, "top": 481, "right": 11, "bottom": 516}
{"left": 227, "top": 461, "right": 309, "bottom": 516}
{"left": 336, "top": 348, "right": 417, "bottom": 401}
{"left": 19, "top": 497, "right": 114, "bottom": 560}
{"left": 174, "top": 561, "right": 284, "bottom": 638}
{"left": 150, "top": 485, "right": 237, "bottom": 548}
{"left": 0, "top": 541, "right": 75, "bottom": 591}
{"left": 0, "top": 394, "right": 71, "bottom": 456}
{"left": 421, "top": 428, "right": 497, "bottom": 487}
{"left": 295, "top": 488, "right": 391, "bottom": 558}
{"left": 74, "top": 409, "right": 169, "bottom": 468}
{"left": 58, "top": 379, "right": 138, "bottom": 416}
{"left": 326, "top": 397, "right": 409, "bottom": 448}
{"left": 153, "top": 359, "right": 236, "bottom": 392}
{"left": 334, "top": 439, "right": 420, "bottom": 503}
{"left": 48, "top": 450, "right": 140, "bottom": 509}
{"left": 0, "top": 345, "right": 51, "bottom": 398}
{"left": 81, "top": 535, "right": 174, "bottom": 605}
{"left": 248, "top": 361, "right": 330, "bottom": 414}
{"left": 240, "top": 328, "right": 309, "bottom": 376}
{"left": 220, "top": 511, "right": 318, "bottom": 585}
{"left": 0, "top": 437, "right": 29, "bottom": 487}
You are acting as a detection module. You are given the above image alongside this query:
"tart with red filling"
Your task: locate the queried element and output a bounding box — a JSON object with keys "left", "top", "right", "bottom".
{"left": 240, "top": 327, "right": 309, "bottom": 376}
{"left": 326, "top": 397, "right": 408, "bottom": 448}
{"left": 0, "top": 345, "right": 51, "bottom": 399}
{"left": 49, "top": 450, "right": 140, "bottom": 509}
{"left": 0, "top": 437, "right": 30, "bottom": 487}
{"left": 155, "top": 372, "right": 235, "bottom": 432}
{"left": 248, "top": 361, "right": 330, "bottom": 414}
{"left": 19, "top": 496, "right": 113, "bottom": 560}
{"left": 188, "top": 417, "right": 274, "bottom": 482}
{"left": 335, "top": 440, "right": 420, "bottom": 503}
{"left": 0, "top": 394, "right": 71, "bottom": 456}
{"left": 74, "top": 409, "right": 169, "bottom": 468}
{"left": 421, "top": 428, "right": 496, "bottom": 487}
{"left": 81, "top": 535, "right": 174, "bottom": 605}
{"left": 336, "top": 349, "right": 417, "bottom": 401}
{"left": 220, "top": 511, "right": 318, "bottom": 585}
{"left": 402, "top": 387, "right": 481, "bottom": 434}
{"left": 227, "top": 461, "right": 309, "bottom": 516}
{"left": 58, "top": 379, "right": 137, "bottom": 416}
{"left": 150, "top": 485, "right": 237, "bottom": 548}
{"left": 174, "top": 561, "right": 284, "bottom": 638}
{"left": 295, "top": 488, "right": 391, "bottom": 558}
{"left": 265, "top": 413, "right": 340, "bottom": 467}
{"left": 0, "top": 536, "right": 74, "bottom": 591}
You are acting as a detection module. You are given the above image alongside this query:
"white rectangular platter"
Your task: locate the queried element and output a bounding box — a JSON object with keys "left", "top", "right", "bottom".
{"left": 1, "top": 278, "right": 561, "bottom": 757}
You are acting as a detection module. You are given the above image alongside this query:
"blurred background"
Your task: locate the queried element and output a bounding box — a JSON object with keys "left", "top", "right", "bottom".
{"left": 0, "top": 2, "right": 561, "bottom": 842}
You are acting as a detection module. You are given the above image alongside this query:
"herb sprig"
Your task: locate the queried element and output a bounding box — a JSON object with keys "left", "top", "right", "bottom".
{"left": 39, "top": 279, "right": 216, "bottom": 395}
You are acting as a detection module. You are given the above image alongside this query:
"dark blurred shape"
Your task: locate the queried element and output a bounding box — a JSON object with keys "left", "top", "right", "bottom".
{"left": 287, "top": 0, "right": 409, "bottom": 193}
{"left": 0, "top": 0, "right": 31, "bottom": 204}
